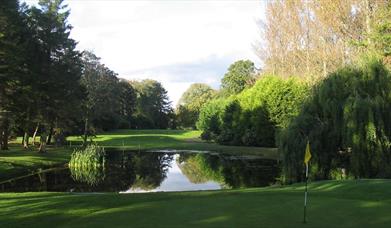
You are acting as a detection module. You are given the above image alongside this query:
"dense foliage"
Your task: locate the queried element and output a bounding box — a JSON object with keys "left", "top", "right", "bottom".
{"left": 176, "top": 83, "right": 216, "bottom": 129}
{"left": 280, "top": 59, "right": 391, "bottom": 182}
{"left": 220, "top": 60, "right": 256, "bottom": 95}
{"left": 197, "top": 76, "right": 309, "bottom": 147}
{"left": 131, "top": 80, "right": 174, "bottom": 129}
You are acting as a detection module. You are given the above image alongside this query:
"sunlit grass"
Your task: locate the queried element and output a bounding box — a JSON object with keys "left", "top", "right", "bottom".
{"left": 67, "top": 129, "right": 278, "bottom": 158}
{"left": 0, "top": 180, "right": 390, "bottom": 227}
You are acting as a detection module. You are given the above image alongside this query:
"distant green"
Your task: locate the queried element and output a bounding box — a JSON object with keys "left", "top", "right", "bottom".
{"left": 67, "top": 129, "right": 277, "bottom": 157}
{"left": 1, "top": 180, "right": 390, "bottom": 228}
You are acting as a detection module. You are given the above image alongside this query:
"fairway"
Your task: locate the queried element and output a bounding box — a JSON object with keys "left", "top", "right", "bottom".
{"left": 67, "top": 129, "right": 278, "bottom": 158}
{"left": 1, "top": 180, "right": 390, "bottom": 228}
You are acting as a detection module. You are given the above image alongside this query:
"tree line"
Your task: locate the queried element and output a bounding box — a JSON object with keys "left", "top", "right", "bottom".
{"left": 0, "top": 0, "right": 173, "bottom": 151}
{"left": 178, "top": 0, "right": 391, "bottom": 182}
{"left": 256, "top": 0, "right": 390, "bottom": 78}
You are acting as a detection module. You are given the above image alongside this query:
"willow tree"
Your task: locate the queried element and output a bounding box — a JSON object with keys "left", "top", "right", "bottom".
{"left": 280, "top": 59, "right": 391, "bottom": 182}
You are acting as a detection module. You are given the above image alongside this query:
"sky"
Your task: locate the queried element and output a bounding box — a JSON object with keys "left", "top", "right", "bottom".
{"left": 24, "top": 0, "right": 266, "bottom": 106}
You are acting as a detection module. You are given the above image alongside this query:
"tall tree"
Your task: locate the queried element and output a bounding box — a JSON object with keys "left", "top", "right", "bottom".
{"left": 176, "top": 83, "right": 216, "bottom": 129}
{"left": 132, "top": 80, "right": 173, "bottom": 129}
{"left": 118, "top": 79, "right": 137, "bottom": 128}
{"left": 27, "top": 0, "right": 84, "bottom": 151}
{"left": 80, "top": 51, "right": 121, "bottom": 144}
{"left": 0, "top": 0, "right": 30, "bottom": 150}
{"left": 280, "top": 59, "right": 391, "bottom": 182}
{"left": 221, "top": 60, "right": 255, "bottom": 95}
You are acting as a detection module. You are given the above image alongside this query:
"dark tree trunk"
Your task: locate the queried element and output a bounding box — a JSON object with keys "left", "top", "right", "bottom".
{"left": 21, "top": 133, "right": 25, "bottom": 146}
{"left": 0, "top": 118, "right": 9, "bottom": 150}
{"left": 83, "top": 117, "right": 88, "bottom": 147}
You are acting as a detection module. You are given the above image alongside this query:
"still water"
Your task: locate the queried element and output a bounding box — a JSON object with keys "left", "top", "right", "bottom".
{"left": 0, "top": 151, "right": 280, "bottom": 193}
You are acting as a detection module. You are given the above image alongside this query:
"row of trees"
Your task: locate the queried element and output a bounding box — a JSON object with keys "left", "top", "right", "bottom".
{"left": 0, "top": 0, "right": 173, "bottom": 151}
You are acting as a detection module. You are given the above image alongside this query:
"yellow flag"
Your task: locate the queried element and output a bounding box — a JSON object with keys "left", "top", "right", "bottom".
{"left": 304, "top": 141, "right": 311, "bottom": 164}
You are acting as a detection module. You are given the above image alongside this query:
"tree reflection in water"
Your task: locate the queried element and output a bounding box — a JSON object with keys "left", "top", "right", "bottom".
{"left": 0, "top": 151, "right": 279, "bottom": 193}
{"left": 178, "top": 153, "right": 280, "bottom": 188}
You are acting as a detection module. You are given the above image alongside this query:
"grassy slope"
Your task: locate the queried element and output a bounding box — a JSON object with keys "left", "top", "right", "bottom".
{"left": 0, "top": 180, "right": 390, "bottom": 228}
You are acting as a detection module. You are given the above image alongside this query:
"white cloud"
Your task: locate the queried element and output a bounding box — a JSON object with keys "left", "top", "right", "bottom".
{"left": 23, "top": 0, "right": 266, "bottom": 105}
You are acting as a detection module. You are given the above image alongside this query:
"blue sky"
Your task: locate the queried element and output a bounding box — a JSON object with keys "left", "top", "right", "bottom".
{"left": 25, "top": 0, "right": 266, "bottom": 105}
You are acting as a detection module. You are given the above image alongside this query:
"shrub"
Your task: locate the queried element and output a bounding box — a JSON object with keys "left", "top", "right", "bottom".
{"left": 197, "top": 75, "right": 308, "bottom": 147}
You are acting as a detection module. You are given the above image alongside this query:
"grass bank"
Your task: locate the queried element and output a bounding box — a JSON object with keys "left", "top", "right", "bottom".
{"left": 0, "top": 180, "right": 390, "bottom": 228}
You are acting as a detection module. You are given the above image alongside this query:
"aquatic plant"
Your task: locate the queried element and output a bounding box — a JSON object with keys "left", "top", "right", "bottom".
{"left": 69, "top": 144, "right": 106, "bottom": 168}
{"left": 70, "top": 165, "right": 105, "bottom": 186}
{"left": 69, "top": 145, "right": 106, "bottom": 185}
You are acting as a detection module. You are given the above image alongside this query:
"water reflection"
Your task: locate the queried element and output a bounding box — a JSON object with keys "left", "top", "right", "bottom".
{"left": 0, "top": 151, "right": 279, "bottom": 193}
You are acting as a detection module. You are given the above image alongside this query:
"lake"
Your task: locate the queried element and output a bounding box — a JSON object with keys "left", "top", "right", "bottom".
{"left": 0, "top": 150, "right": 280, "bottom": 193}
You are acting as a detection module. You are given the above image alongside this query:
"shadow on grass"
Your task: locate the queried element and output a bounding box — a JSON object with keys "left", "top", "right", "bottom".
{"left": 1, "top": 183, "right": 391, "bottom": 228}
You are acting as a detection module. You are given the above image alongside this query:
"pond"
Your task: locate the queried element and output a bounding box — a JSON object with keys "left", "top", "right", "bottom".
{"left": 0, "top": 150, "right": 280, "bottom": 193}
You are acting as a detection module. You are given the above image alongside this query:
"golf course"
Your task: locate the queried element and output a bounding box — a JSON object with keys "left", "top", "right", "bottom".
{"left": 1, "top": 0, "right": 391, "bottom": 227}
{"left": 1, "top": 130, "right": 390, "bottom": 227}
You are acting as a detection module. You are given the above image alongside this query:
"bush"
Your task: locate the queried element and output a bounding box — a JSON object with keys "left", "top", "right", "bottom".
{"left": 197, "top": 75, "right": 308, "bottom": 147}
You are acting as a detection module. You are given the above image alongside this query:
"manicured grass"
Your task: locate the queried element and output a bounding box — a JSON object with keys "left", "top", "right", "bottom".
{"left": 0, "top": 145, "right": 72, "bottom": 181}
{"left": 0, "top": 180, "right": 390, "bottom": 227}
{"left": 67, "top": 129, "right": 278, "bottom": 158}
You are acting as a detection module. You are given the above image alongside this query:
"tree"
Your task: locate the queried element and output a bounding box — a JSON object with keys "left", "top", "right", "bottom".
{"left": 80, "top": 51, "right": 122, "bottom": 144}
{"left": 131, "top": 80, "right": 173, "bottom": 129}
{"left": 117, "top": 79, "right": 136, "bottom": 128}
{"left": 26, "top": 0, "right": 84, "bottom": 151}
{"left": 0, "top": 0, "right": 31, "bottom": 150}
{"left": 280, "top": 59, "right": 391, "bottom": 182}
{"left": 221, "top": 60, "right": 255, "bottom": 95}
{"left": 176, "top": 83, "right": 216, "bottom": 129}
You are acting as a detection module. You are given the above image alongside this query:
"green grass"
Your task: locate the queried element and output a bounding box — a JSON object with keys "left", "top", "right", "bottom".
{"left": 0, "top": 180, "right": 390, "bottom": 227}
{"left": 67, "top": 129, "right": 278, "bottom": 158}
{"left": 0, "top": 145, "right": 72, "bottom": 181}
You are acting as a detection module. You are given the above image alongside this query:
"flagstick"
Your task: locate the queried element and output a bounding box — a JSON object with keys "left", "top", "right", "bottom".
{"left": 303, "top": 163, "right": 309, "bottom": 224}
